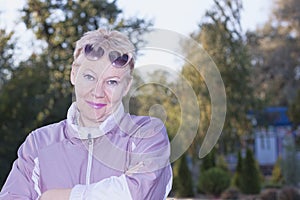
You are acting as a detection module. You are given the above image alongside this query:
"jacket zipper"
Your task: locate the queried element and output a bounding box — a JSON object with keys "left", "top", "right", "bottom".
{"left": 86, "top": 133, "right": 93, "bottom": 185}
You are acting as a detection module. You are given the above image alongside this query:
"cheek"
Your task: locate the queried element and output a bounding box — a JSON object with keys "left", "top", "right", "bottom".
{"left": 75, "top": 77, "right": 94, "bottom": 94}
{"left": 105, "top": 86, "right": 127, "bottom": 102}
{"left": 74, "top": 83, "right": 92, "bottom": 99}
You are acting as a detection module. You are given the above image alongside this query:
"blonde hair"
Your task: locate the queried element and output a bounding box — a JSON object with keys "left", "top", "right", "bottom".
{"left": 73, "top": 28, "right": 135, "bottom": 71}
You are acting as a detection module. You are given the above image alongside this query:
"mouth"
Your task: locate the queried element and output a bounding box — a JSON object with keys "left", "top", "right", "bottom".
{"left": 86, "top": 101, "right": 107, "bottom": 109}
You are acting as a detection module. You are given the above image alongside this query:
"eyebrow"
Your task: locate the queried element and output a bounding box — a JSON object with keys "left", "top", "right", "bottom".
{"left": 82, "top": 64, "right": 131, "bottom": 79}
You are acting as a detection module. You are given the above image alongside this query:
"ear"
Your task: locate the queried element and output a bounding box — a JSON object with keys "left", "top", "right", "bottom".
{"left": 70, "top": 63, "right": 78, "bottom": 85}
{"left": 123, "top": 77, "right": 133, "bottom": 97}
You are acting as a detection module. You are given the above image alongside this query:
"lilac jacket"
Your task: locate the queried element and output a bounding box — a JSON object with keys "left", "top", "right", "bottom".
{"left": 0, "top": 103, "right": 172, "bottom": 200}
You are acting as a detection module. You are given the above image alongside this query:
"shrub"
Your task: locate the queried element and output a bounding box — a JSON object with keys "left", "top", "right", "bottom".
{"left": 172, "top": 153, "right": 194, "bottom": 197}
{"left": 260, "top": 189, "right": 278, "bottom": 200}
{"left": 239, "top": 148, "right": 261, "bottom": 194}
{"left": 200, "top": 148, "right": 216, "bottom": 172}
{"left": 281, "top": 138, "right": 300, "bottom": 186}
{"left": 216, "top": 154, "right": 229, "bottom": 171}
{"left": 263, "top": 181, "right": 282, "bottom": 189}
{"left": 232, "top": 151, "right": 243, "bottom": 188}
{"left": 220, "top": 187, "right": 240, "bottom": 200}
{"left": 198, "top": 167, "right": 231, "bottom": 197}
{"left": 279, "top": 186, "right": 300, "bottom": 200}
{"left": 271, "top": 156, "right": 283, "bottom": 185}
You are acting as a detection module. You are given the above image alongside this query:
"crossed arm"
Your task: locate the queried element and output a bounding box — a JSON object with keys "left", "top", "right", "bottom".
{"left": 40, "top": 189, "right": 71, "bottom": 200}
{"left": 0, "top": 119, "right": 172, "bottom": 200}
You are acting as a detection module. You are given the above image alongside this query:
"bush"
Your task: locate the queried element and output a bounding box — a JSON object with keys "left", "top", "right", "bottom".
{"left": 263, "top": 181, "right": 282, "bottom": 189}
{"left": 232, "top": 151, "right": 243, "bottom": 188}
{"left": 220, "top": 187, "right": 240, "bottom": 200}
{"left": 260, "top": 189, "right": 278, "bottom": 200}
{"left": 198, "top": 167, "right": 231, "bottom": 197}
{"left": 279, "top": 186, "right": 300, "bottom": 200}
{"left": 172, "top": 154, "right": 194, "bottom": 197}
{"left": 271, "top": 156, "right": 283, "bottom": 185}
{"left": 200, "top": 148, "right": 216, "bottom": 172}
{"left": 239, "top": 148, "right": 261, "bottom": 194}
{"left": 216, "top": 154, "right": 229, "bottom": 172}
{"left": 281, "top": 138, "right": 300, "bottom": 186}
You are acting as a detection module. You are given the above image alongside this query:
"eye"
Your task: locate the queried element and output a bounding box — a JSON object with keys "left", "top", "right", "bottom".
{"left": 83, "top": 74, "right": 95, "bottom": 81}
{"left": 106, "top": 79, "right": 119, "bottom": 86}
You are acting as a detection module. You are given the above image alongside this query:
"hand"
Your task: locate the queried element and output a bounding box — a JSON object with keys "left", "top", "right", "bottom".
{"left": 39, "top": 189, "right": 71, "bottom": 200}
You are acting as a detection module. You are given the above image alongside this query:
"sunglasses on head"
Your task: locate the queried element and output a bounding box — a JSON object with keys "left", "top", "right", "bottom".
{"left": 83, "top": 44, "right": 131, "bottom": 68}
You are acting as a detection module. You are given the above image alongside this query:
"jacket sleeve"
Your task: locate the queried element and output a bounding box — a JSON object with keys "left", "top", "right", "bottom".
{"left": 69, "top": 118, "right": 173, "bottom": 200}
{"left": 0, "top": 132, "right": 40, "bottom": 200}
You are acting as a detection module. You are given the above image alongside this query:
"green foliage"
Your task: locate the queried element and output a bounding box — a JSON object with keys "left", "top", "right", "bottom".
{"left": 288, "top": 90, "right": 300, "bottom": 130}
{"left": 247, "top": 0, "right": 300, "bottom": 106}
{"left": 198, "top": 167, "right": 231, "bottom": 197}
{"left": 0, "top": 30, "right": 14, "bottom": 86}
{"left": 271, "top": 156, "right": 283, "bottom": 185}
{"left": 281, "top": 135, "right": 300, "bottom": 186}
{"left": 172, "top": 154, "right": 194, "bottom": 197}
{"left": 232, "top": 151, "right": 242, "bottom": 188}
{"left": 236, "top": 151, "right": 243, "bottom": 173}
{"left": 216, "top": 154, "right": 229, "bottom": 172}
{"left": 198, "top": 149, "right": 232, "bottom": 195}
{"left": 200, "top": 148, "right": 216, "bottom": 172}
{"left": 182, "top": 0, "right": 257, "bottom": 156}
{"left": 0, "top": 56, "right": 69, "bottom": 185}
{"left": 239, "top": 148, "right": 261, "bottom": 194}
{"left": 127, "top": 70, "right": 181, "bottom": 142}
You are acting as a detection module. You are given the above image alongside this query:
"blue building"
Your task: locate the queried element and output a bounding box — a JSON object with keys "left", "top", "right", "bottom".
{"left": 252, "top": 107, "right": 299, "bottom": 174}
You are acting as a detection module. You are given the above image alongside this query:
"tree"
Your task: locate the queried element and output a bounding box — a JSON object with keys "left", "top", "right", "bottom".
{"left": 239, "top": 148, "right": 261, "bottom": 194}
{"left": 0, "top": 29, "right": 14, "bottom": 87}
{"left": 0, "top": 0, "right": 151, "bottom": 186}
{"left": 172, "top": 153, "right": 194, "bottom": 197}
{"left": 182, "top": 0, "right": 256, "bottom": 155}
{"left": 216, "top": 154, "right": 229, "bottom": 172}
{"left": 0, "top": 28, "right": 19, "bottom": 186}
{"left": 247, "top": 0, "right": 300, "bottom": 106}
{"left": 0, "top": 55, "right": 52, "bottom": 185}
{"left": 200, "top": 148, "right": 216, "bottom": 172}
{"left": 127, "top": 69, "right": 181, "bottom": 141}
{"left": 281, "top": 134, "right": 300, "bottom": 186}
{"left": 232, "top": 150, "right": 242, "bottom": 188}
{"left": 288, "top": 90, "right": 300, "bottom": 130}
{"left": 271, "top": 156, "right": 283, "bottom": 185}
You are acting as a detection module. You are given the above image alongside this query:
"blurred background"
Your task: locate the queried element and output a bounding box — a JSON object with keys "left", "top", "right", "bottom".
{"left": 0, "top": 0, "right": 300, "bottom": 199}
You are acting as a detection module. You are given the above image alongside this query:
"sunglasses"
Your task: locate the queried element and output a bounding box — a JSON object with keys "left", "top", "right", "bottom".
{"left": 83, "top": 44, "right": 132, "bottom": 68}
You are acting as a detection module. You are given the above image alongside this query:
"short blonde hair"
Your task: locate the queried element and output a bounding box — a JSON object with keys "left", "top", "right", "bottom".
{"left": 73, "top": 28, "right": 135, "bottom": 71}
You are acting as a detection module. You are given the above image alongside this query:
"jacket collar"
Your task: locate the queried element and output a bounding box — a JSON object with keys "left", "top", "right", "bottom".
{"left": 66, "top": 102, "right": 125, "bottom": 139}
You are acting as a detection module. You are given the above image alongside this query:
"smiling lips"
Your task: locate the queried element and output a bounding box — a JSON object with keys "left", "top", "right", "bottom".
{"left": 86, "top": 101, "right": 107, "bottom": 109}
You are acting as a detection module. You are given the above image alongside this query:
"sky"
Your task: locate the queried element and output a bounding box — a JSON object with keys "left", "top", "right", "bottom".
{"left": 0, "top": 0, "right": 273, "bottom": 34}
{"left": 117, "top": 0, "right": 273, "bottom": 34}
{"left": 0, "top": 0, "right": 273, "bottom": 69}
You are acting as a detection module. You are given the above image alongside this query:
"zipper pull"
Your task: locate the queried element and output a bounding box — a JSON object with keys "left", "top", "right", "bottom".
{"left": 88, "top": 133, "right": 92, "bottom": 145}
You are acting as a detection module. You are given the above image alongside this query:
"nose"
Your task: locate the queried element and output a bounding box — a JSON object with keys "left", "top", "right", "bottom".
{"left": 92, "top": 81, "right": 105, "bottom": 98}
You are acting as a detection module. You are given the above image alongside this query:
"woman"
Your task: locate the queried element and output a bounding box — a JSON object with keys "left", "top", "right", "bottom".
{"left": 0, "top": 28, "right": 172, "bottom": 200}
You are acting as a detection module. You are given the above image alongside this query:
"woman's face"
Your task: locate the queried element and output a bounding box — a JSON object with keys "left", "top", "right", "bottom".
{"left": 71, "top": 54, "right": 132, "bottom": 127}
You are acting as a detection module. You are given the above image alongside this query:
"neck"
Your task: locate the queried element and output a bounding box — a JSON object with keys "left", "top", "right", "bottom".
{"left": 77, "top": 114, "right": 103, "bottom": 128}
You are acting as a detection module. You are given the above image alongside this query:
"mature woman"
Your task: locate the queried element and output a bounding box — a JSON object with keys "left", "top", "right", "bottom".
{"left": 0, "top": 28, "right": 172, "bottom": 200}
